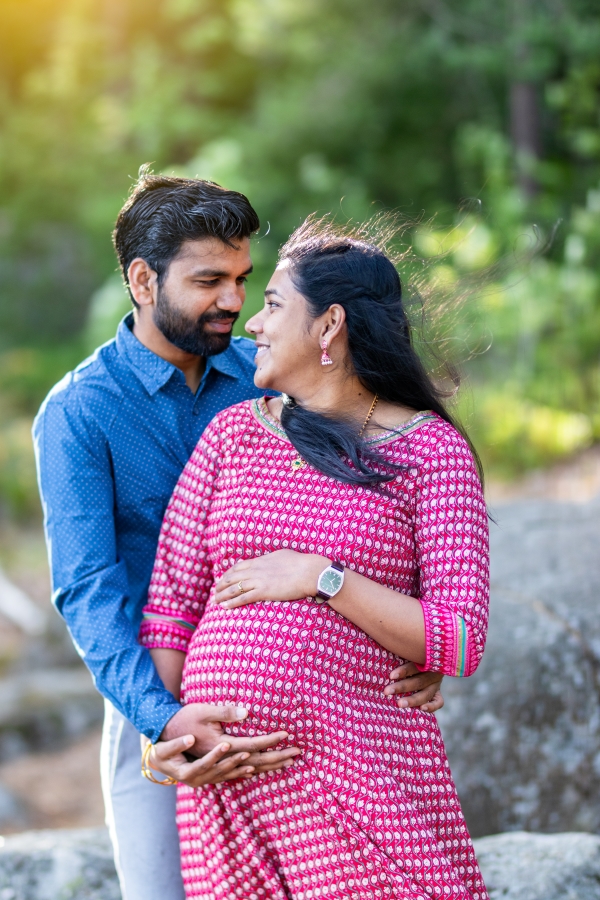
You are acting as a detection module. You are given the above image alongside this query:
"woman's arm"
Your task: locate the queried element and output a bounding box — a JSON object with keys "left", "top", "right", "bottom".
{"left": 139, "top": 423, "right": 221, "bottom": 654}
{"left": 139, "top": 417, "right": 301, "bottom": 770}
{"left": 215, "top": 550, "right": 426, "bottom": 662}
{"left": 329, "top": 566, "right": 426, "bottom": 661}
{"left": 215, "top": 429, "right": 490, "bottom": 678}
{"left": 150, "top": 648, "right": 186, "bottom": 701}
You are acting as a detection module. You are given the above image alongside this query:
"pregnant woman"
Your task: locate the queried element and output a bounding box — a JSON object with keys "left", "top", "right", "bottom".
{"left": 139, "top": 218, "right": 490, "bottom": 900}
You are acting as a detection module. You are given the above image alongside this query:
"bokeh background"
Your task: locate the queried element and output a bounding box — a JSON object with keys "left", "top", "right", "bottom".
{"left": 1, "top": 0, "right": 600, "bottom": 835}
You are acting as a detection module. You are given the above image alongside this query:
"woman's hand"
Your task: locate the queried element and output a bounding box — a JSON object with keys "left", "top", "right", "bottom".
{"left": 215, "top": 549, "right": 428, "bottom": 670}
{"left": 144, "top": 735, "right": 263, "bottom": 787}
{"left": 214, "top": 550, "right": 324, "bottom": 609}
{"left": 214, "top": 553, "right": 442, "bottom": 714}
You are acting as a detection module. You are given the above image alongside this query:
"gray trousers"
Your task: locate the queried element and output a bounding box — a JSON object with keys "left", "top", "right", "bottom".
{"left": 100, "top": 701, "right": 185, "bottom": 900}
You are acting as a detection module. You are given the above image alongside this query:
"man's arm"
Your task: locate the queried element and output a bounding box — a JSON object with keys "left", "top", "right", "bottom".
{"left": 33, "top": 390, "right": 301, "bottom": 772}
{"left": 33, "top": 391, "right": 181, "bottom": 742}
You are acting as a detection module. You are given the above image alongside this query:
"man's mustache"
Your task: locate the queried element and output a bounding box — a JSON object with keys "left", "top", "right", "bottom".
{"left": 199, "top": 310, "right": 240, "bottom": 326}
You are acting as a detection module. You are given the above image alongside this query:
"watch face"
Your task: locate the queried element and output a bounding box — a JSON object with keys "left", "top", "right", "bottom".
{"left": 320, "top": 569, "right": 343, "bottom": 595}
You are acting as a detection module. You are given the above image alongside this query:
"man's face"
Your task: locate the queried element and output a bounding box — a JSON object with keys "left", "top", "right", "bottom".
{"left": 154, "top": 237, "right": 253, "bottom": 357}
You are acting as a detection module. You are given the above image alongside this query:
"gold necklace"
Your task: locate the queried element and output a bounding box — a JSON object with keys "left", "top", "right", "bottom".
{"left": 289, "top": 394, "right": 379, "bottom": 473}
{"left": 357, "top": 393, "right": 379, "bottom": 437}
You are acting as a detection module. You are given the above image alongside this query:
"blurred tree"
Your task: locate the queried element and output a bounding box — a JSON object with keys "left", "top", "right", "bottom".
{"left": 1, "top": 0, "right": 599, "bottom": 341}
{"left": 0, "top": 0, "right": 259, "bottom": 343}
{"left": 0, "top": 0, "right": 599, "bottom": 510}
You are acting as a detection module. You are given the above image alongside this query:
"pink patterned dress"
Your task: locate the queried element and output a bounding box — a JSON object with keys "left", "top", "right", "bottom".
{"left": 139, "top": 398, "right": 490, "bottom": 900}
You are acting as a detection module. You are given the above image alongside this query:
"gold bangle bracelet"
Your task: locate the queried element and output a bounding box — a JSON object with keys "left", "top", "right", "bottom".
{"left": 141, "top": 740, "right": 177, "bottom": 786}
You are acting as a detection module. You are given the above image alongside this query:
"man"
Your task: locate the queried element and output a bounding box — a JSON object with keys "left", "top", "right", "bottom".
{"left": 33, "top": 170, "right": 442, "bottom": 900}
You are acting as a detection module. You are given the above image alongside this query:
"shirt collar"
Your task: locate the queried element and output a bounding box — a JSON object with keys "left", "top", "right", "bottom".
{"left": 116, "top": 314, "right": 179, "bottom": 396}
{"left": 115, "top": 313, "right": 246, "bottom": 396}
{"left": 205, "top": 340, "right": 245, "bottom": 381}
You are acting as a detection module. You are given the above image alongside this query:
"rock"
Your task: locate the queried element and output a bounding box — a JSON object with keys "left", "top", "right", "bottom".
{"left": 438, "top": 496, "right": 600, "bottom": 837}
{"left": 0, "top": 785, "right": 27, "bottom": 831}
{"left": 0, "top": 569, "right": 47, "bottom": 637}
{"left": 474, "top": 831, "right": 600, "bottom": 900}
{"left": 1, "top": 827, "right": 599, "bottom": 900}
{"left": 0, "top": 828, "right": 119, "bottom": 900}
{"left": 0, "top": 670, "right": 103, "bottom": 762}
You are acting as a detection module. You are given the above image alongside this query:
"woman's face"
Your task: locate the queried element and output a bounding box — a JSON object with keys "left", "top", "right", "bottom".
{"left": 245, "top": 263, "right": 326, "bottom": 397}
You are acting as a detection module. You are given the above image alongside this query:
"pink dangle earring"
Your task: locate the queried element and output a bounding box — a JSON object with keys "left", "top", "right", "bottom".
{"left": 320, "top": 340, "right": 333, "bottom": 366}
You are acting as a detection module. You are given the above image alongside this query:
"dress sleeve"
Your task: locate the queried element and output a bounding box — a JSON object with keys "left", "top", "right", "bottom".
{"left": 139, "top": 418, "right": 222, "bottom": 653}
{"left": 413, "top": 427, "right": 490, "bottom": 677}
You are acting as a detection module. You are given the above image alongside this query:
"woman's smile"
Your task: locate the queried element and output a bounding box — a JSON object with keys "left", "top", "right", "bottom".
{"left": 246, "top": 266, "right": 327, "bottom": 395}
{"left": 254, "top": 341, "right": 270, "bottom": 360}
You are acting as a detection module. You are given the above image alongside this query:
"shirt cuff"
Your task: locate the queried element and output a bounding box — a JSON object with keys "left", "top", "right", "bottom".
{"left": 134, "top": 690, "right": 183, "bottom": 744}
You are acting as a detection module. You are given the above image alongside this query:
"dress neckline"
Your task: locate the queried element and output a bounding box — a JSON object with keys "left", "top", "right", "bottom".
{"left": 250, "top": 396, "right": 438, "bottom": 447}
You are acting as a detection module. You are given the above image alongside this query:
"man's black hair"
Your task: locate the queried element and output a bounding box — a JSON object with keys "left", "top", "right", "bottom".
{"left": 113, "top": 165, "right": 260, "bottom": 306}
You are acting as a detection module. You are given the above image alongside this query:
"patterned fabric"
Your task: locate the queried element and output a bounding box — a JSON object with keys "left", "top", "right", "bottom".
{"left": 33, "top": 314, "right": 263, "bottom": 741}
{"left": 140, "top": 398, "right": 490, "bottom": 899}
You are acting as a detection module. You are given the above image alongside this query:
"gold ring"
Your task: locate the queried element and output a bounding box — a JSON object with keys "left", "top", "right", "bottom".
{"left": 141, "top": 740, "right": 177, "bottom": 786}
{"left": 238, "top": 581, "right": 246, "bottom": 594}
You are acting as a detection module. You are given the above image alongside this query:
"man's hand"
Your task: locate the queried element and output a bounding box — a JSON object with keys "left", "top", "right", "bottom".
{"left": 144, "top": 735, "right": 259, "bottom": 787}
{"left": 161, "top": 703, "right": 301, "bottom": 773}
{"left": 384, "top": 662, "right": 444, "bottom": 712}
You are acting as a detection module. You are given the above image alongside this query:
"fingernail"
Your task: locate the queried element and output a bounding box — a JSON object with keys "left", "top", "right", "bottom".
{"left": 383, "top": 688, "right": 392, "bottom": 696}
{"left": 184, "top": 735, "right": 194, "bottom": 745}
{"left": 244, "top": 767, "right": 255, "bottom": 774}
{"left": 399, "top": 699, "right": 408, "bottom": 708}
{"left": 240, "top": 753, "right": 250, "bottom": 760}
{"left": 284, "top": 760, "right": 294, "bottom": 767}
{"left": 220, "top": 742, "right": 231, "bottom": 752}
{"left": 234, "top": 708, "right": 248, "bottom": 720}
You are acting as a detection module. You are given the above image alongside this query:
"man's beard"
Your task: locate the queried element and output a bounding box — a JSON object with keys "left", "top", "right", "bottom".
{"left": 153, "top": 284, "right": 239, "bottom": 357}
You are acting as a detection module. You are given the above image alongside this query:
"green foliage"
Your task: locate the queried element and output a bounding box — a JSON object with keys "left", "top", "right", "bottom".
{"left": 414, "top": 133, "right": 600, "bottom": 473}
{"left": 0, "top": 416, "right": 40, "bottom": 521}
{"left": 1, "top": 0, "right": 600, "bottom": 515}
{"left": 0, "top": 342, "right": 84, "bottom": 519}
{"left": 84, "top": 275, "right": 131, "bottom": 352}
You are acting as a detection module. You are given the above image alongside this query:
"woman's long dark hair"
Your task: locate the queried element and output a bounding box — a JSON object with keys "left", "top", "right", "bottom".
{"left": 278, "top": 216, "right": 484, "bottom": 488}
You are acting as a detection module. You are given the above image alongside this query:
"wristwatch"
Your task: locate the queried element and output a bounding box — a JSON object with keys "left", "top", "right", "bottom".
{"left": 314, "top": 560, "right": 345, "bottom": 604}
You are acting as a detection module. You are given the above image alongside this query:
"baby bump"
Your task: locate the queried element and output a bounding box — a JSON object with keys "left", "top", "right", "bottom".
{"left": 181, "top": 599, "right": 404, "bottom": 746}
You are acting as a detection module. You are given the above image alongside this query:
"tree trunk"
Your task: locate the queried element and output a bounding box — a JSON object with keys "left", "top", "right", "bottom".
{"left": 509, "top": 81, "right": 541, "bottom": 198}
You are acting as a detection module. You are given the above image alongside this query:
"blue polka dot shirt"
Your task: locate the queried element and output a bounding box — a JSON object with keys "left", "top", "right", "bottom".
{"left": 33, "top": 313, "right": 264, "bottom": 741}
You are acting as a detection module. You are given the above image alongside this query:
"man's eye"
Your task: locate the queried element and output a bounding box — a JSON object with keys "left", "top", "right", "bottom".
{"left": 198, "top": 279, "right": 219, "bottom": 287}
{"left": 237, "top": 277, "right": 248, "bottom": 284}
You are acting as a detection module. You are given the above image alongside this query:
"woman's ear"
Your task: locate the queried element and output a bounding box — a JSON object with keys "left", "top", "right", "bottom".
{"left": 320, "top": 304, "right": 346, "bottom": 344}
